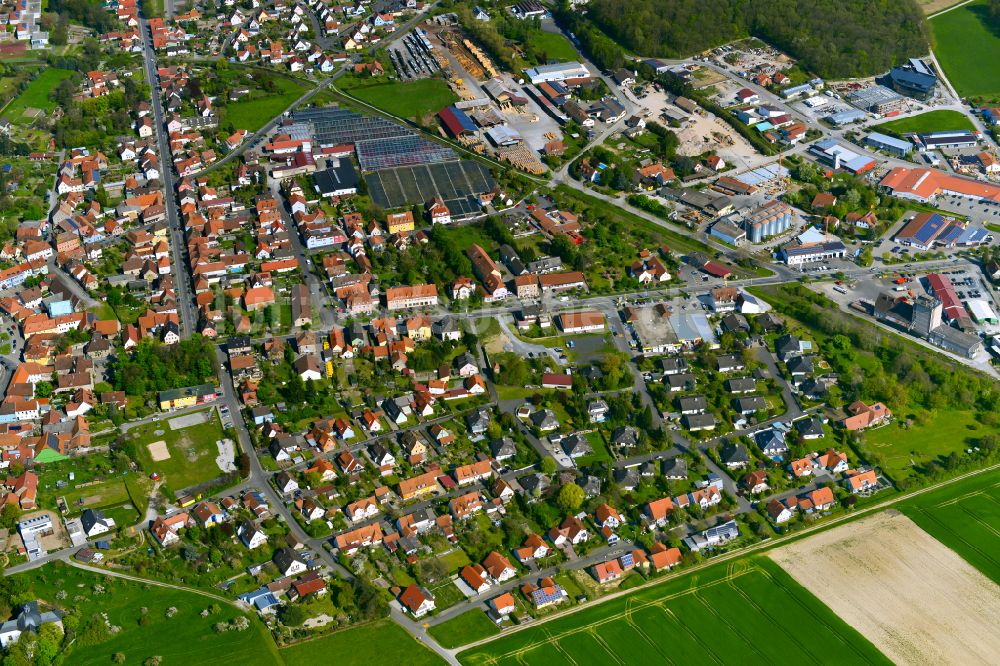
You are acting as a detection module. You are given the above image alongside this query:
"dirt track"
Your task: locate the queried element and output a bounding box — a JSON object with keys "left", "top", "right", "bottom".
{"left": 770, "top": 510, "right": 1000, "bottom": 665}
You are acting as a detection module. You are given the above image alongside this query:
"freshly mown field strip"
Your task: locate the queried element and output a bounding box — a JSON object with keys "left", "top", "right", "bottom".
{"left": 901, "top": 470, "right": 1000, "bottom": 584}
{"left": 458, "top": 557, "right": 888, "bottom": 665}
{"left": 770, "top": 510, "right": 1000, "bottom": 665}
{"left": 930, "top": 0, "right": 1000, "bottom": 100}
{"left": 874, "top": 109, "right": 976, "bottom": 136}
{"left": 279, "top": 619, "right": 444, "bottom": 666}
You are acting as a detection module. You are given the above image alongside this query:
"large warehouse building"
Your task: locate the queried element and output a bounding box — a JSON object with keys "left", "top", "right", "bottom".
{"left": 524, "top": 61, "right": 590, "bottom": 84}
{"left": 879, "top": 167, "right": 1000, "bottom": 205}
{"left": 865, "top": 132, "right": 912, "bottom": 157}
{"left": 808, "top": 139, "right": 876, "bottom": 174}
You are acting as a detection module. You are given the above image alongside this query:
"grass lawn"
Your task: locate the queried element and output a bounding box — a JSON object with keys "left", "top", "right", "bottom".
{"left": 931, "top": 0, "right": 1000, "bottom": 100}
{"left": 224, "top": 76, "right": 308, "bottom": 131}
{"left": 496, "top": 385, "right": 540, "bottom": 400}
{"left": 875, "top": 109, "right": 976, "bottom": 136}
{"left": 15, "top": 561, "right": 278, "bottom": 666}
{"left": 428, "top": 579, "right": 466, "bottom": 610}
{"left": 126, "top": 408, "right": 227, "bottom": 491}
{"left": 428, "top": 610, "right": 500, "bottom": 649}
{"left": 900, "top": 466, "right": 1000, "bottom": 584}
{"left": 459, "top": 557, "right": 889, "bottom": 663}
{"left": 61, "top": 475, "right": 150, "bottom": 518}
{"left": 280, "top": 620, "right": 445, "bottom": 666}
{"left": 860, "top": 409, "right": 983, "bottom": 480}
{"left": 575, "top": 431, "right": 612, "bottom": 467}
{"left": 531, "top": 31, "right": 579, "bottom": 62}
{"left": 346, "top": 78, "right": 458, "bottom": 121}
{"left": 436, "top": 548, "right": 472, "bottom": 573}
{"left": 4, "top": 68, "right": 75, "bottom": 122}
{"left": 88, "top": 302, "right": 118, "bottom": 322}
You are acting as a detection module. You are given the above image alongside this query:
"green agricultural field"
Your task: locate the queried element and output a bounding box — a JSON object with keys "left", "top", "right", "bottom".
{"left": 875, "top": 109, "right": 976, "bottom": 136}
{"left": 900, "top": 466, "right": 1000, "bottom": 584}
{"left": 12, "top": 562, "right": 278, "bottom": 666}
{"left": 3, "top": 68, "right": 75, "bottom": 123}
{"left": 931, "top": 0, "right": 1000, "bottom": 100}
{"left": 347, "top": 78, "right": 458, "bottom": 121}
{"left": 279, "top": 620, "right": 445, "bottom": 666}
{"left": 224, "top": 76, "right": 308, "bottom": 131}
{"left": 126, "top": 408, "right": 228, "bottom": 491}
{"left": 429, "top": 610, "right": 500, "bottom": 649}
{"left": 458, "top": 557, "right": 890, "bottom": 664}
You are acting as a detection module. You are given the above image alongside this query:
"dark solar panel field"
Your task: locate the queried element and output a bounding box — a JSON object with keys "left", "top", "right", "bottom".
{"left": 294, "top": 107, "right": 461, "bottom": 171}
{"left": 366, "top": 161, "right": 496, "bottom": 210}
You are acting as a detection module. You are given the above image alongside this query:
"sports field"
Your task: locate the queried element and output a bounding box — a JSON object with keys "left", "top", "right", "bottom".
{"left": 127, "top": 408, "right": 227, "bottom": 490}
{"left": 875, "top": 109, "right": 975, "bottom": 136}
{"left": 3, "top": 68, "right": 75, "bottom": 123}
{"left": 458, "top": 557, "right": 889, "bottom": 665}
{"left": 901, "top": 466, "right": 1000, "bottom": 584}
{"left": 930, "top": 0, "right": 1000, "bottom": 100}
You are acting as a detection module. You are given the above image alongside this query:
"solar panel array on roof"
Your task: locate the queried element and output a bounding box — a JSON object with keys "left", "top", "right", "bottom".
{"left": 532, "top": 586, "right": 565, "bottom": 605}
{"left": 937, "top": 222, "right": 965, "bottom": 246}
{"left": 956, "top": 227, "right": 989, "bottom": 245}
{"left": 898, "top": 212, "right": 947, "bottom": 246}
{"left": 438, "top": 106, "right": 477, "bottom": 136}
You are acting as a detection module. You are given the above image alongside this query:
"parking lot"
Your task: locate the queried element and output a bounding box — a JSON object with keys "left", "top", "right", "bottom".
{"left": 934, "top": 193, "right": 1000, "bottom": 224}
{"left": 386, "top": 30, "right": 441, "bottom": 80}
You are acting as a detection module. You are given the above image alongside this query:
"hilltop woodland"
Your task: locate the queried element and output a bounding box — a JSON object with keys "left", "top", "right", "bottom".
{"left": 576, "top": 0, "right": 929, "bottom": 79}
